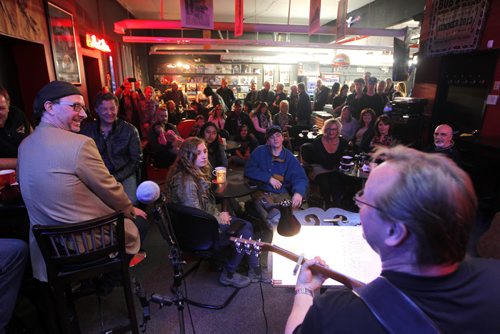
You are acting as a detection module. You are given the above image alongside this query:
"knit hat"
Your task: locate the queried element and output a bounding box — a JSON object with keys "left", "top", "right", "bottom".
{"left": 33, "top": 81, "right": 82, "bottom": 118}
{"left": 266, "top": 125, "right": 282, "bottom": 140}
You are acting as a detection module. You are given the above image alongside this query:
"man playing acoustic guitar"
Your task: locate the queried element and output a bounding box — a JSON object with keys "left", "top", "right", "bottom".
{"left": 286, "top": 146, "right": 500, "bottom": 333}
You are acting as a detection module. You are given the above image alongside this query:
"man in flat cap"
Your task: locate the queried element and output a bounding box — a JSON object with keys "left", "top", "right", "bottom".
{"left": 17, "top": 81, "right": 147, "bottom": 283}
{"left": 245, "top": 125, "right": 308, "bottom": 228}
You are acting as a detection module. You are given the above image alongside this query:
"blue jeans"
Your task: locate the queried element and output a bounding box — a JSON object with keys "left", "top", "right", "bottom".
{"left": 219, "top": 217, "right": 259, "bottom": 273}
{"left": 0, "top": 239, "right": 28, "bottom": 332}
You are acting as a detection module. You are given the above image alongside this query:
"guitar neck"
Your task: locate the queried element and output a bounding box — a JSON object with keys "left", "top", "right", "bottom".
{"left": 269, "top": 244, "right": 365, "bottom": 289}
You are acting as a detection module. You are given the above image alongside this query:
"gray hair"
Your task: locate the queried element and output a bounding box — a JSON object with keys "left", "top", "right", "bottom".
{"left": 371, "top": 145, "right": 477, "bottom": 264}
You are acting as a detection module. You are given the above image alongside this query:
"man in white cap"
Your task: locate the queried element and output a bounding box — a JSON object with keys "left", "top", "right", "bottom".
{"left": 18, "top": 81, "right": 147, "bottom": 283}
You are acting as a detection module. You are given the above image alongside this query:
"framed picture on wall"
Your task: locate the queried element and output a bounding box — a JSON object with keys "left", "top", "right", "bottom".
{"left": 47, "top": 3, "right": 81, "bottom": 84}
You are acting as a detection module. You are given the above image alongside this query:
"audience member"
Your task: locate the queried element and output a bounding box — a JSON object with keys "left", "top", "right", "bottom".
{"left": 346, "top": 78, "right": 365, "bottom": 120}
{"left": 115, "top": 78, "right": 141, "bottom": 134}
{"left": 285, "top": 146, "right": 500, "bottom": 334}
{"left": 224, "top": 100, "right": 253, "bottom": 139}
{"left": 313, "top": 79, "right": 330, "bottom": 111}
{"left": 137, "top": 85, "right": 157, "bottom": 137}
{"left": 18, "top": 81, "right": 147, "bottom": 283}
{"left": 288, "top": 84, "right": 299, "bottom": 121}
{"left": 165, "top": 137, "right": 267, "bottom": 287}
{"left": 189, "top": 114, "right": 206, "bottom": 137}
{"left": 271, "top": 83, "right": 287, "bottom": 115}
{"left": 376, "top": 79, "right": 389, "bottom": 106}
{"left": 0, "top": 86, "right": 31, "bottom": 169}
{"left": 353, "top": 108, "right": 376, "bottom": 153}
{"left": 331, "top": 84, "right": 349, "bottom": 116}
{"left": 425, "top": 124, "right": 462, "bottom": 165}
{"left": 199, "top": 122, "right": 228, "bottom": 169}
{"left": 216, "top": 79, "right": 235, "bottom": 111}
{"left": 161, "top": 81, "right": 187, "bottom": 111}
{"left": 208, "top": 101, "right": 226, "bottom": 130}
{"left": 296, "top": 83, "right": 312, "bottom": 127}
{"left": 361, "top": 77, "right": 384, "bottom": 116}
{"left": 251, "top": 102, "right": 272, "bottom": 144}
{"left": 370, "top": 115, "right": 397, "bottom": 150}
{"left": 257, "top": 81, "right": 275, "bottom": 106}
{"left": 393, "top": 81, "right": 407, "bottom": 99}
{"left": 301, "top": 119, "right": 349, "bottom": 208}
{"left": 245, "top": 125, "right": 308, "bottom": 228}
{"left": 244, "top": 82, "right": 258, "bottom": 107}
{"left": 336, "top": 106, "right": 357, "bottom": 142}
{"left": 203, "top": 86, "right": 228, "bottom": 113}
{"left": 328, "top": 82, "right": 340, "bottom": 106}
{"left": 147, "top": 105, "right": 183, "bottom": 168}
{"left": 80, "top": 93, "right": 142, "bottom": 204}
{"left": 166, "top": 99, "right": 183, "bottom": 126}
{"left": 273, "top": 100, "right": 294, "bottom": 130}
{"left": 0, "top": 239, "right": 28, "bottom": 332}
{"left": 384, "top": 78, "right": 395, "bottom": 101}
{"left": 229, "top": 124, "right": 258, "bottom": 166}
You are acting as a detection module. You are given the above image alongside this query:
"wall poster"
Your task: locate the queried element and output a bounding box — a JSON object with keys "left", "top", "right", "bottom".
{"left": 180, "top": 0, "right": 214, "bottom": 30}
{"left": 47, "top": 2, "right": 81, "bottom": 84}
{"left": 427, "top": 0, "right": 489, "bottom": 55}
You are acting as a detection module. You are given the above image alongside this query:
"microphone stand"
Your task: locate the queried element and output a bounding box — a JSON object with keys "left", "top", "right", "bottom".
{"left": 135, "top": 196, "right": 188, "bottom": 334}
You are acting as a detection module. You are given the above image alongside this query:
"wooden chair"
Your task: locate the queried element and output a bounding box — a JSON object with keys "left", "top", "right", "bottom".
{"left": 32, "top": 213, "right": 139, "bottom": 334}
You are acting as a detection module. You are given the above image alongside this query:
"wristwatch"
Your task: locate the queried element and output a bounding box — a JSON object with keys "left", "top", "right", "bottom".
{"left": 295, "top": 287, "right": 314, "bottom": 298}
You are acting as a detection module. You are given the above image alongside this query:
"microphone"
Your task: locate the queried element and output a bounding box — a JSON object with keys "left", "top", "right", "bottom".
{"left": 260, "top": 198, "right": 301, "bottom": 237}
{"left": 136, "top": 181, "right": 162, "bottom": 205}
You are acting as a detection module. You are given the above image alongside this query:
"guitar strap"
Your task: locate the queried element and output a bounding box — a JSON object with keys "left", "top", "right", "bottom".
{"left": 353, "top": 276, "right": 440, "bottom": 334}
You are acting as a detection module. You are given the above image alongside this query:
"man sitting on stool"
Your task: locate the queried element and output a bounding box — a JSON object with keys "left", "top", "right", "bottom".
{"left": 245, "top": 125, "right": 308, "bottom": 229}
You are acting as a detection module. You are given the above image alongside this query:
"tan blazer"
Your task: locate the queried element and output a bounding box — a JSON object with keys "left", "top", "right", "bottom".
{"left": 18, "top": 123, "right": 139, "bottom": 282}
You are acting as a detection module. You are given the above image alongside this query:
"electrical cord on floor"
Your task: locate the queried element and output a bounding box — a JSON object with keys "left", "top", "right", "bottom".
{"left": 182, "top": 271, "right": 196, "bottom": 334}
{"left": 258, "top": 281, "right": 269, "bottom": 334}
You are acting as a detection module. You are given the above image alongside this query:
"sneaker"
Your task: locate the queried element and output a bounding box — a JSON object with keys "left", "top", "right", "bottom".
{"left": 219, "top": 270, "right": 251, "bottom": 288}
{"left": 248, "top": 267, "right": 272, "bottom": 284}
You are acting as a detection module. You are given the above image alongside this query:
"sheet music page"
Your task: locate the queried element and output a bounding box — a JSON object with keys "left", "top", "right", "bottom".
{"left": 271, "top": 226, "right": 381, "bottom": 286}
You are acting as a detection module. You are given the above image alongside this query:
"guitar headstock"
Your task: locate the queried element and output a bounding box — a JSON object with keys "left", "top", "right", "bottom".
{"left": 229, "top": 236, "right": 271, "bottom": 256}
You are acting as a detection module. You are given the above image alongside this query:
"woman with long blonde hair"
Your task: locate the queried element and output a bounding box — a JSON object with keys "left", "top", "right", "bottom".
{"left": 165, "top": 137, "right": 268, "bottom": 287}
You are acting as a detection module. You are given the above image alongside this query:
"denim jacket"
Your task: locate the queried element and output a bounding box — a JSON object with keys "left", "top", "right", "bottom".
{"left": 80, "top": 118, "right": 142, "bottom": 181}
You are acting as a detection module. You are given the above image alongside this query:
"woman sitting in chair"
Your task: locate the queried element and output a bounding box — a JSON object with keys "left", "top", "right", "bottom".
{"left": 165, "top": 137, "right": 267, "bottom": 288}
{"left": 199, "top": 122, "right": 228, "bottom": 170}
{"left": 301, "top": 118, "right": 349, "bottom": 209}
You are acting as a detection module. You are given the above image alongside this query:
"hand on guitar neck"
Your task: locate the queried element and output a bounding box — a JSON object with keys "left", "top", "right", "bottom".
{"left": 230, "top": 237, "right": 365, "bottom": 289}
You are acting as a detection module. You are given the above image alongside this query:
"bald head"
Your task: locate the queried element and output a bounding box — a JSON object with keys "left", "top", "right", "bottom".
{"left": 433, "top": 124, "right": 453, "bottom": 149}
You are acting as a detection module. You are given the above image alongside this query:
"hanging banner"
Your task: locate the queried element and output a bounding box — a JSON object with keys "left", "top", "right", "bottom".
{"left": 309, "top": 0, "right": 321, "bottom": 35}
{"left": 180, "top": 0, "right": 214, "bottom": 30}
{"left": 427, "top": 0, "right": 489, "bottom": 55}
{"left": 336, "top": 0, "right": 348, "bottom": 42}
{"left": 235, "top": 0, "right": 244, "bottom": 37}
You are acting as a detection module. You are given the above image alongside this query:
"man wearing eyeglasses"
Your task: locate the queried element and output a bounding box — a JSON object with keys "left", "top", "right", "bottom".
{"left": 285, "top": 146, "right": 500, "bottom": 333}
{"left": 18, "top": 81, "right": 147, "bottom": 283}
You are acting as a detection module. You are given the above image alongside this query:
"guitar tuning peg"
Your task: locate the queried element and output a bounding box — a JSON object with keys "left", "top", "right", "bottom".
{"left": 244, "top": 242, "right": 252, "bottom": 255}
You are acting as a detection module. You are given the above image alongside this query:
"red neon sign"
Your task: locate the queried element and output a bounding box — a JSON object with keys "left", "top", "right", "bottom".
{"left": 86, "top": 34, "right": 111, "bottom": 52}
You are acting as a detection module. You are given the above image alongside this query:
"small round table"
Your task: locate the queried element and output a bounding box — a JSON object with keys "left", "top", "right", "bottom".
{"left": 212, "top": 169, "right": 256, "bottom": 211}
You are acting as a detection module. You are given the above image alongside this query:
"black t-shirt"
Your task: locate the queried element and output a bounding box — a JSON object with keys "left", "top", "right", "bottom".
{"left": 0, "top": 106, "right": 31, "bottom": 158}
{"left": 296, "top": 257, "right": 500, "bottom": 334}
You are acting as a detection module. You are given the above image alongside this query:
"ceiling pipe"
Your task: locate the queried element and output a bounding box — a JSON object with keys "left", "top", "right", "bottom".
{"left": 125, "top": 36, "right": 392, "bottom": 51}
{"left": 114, "top": 19, "right": 405, "bottom": 37}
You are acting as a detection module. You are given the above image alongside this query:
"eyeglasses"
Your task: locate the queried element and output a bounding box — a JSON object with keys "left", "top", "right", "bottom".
{"left": 324, "top": 128, "right": 338, "bottom": 132}
{"left": 56, "top": 102, "right": 87, "bottom": 113}
{"left": 353, "top": 190, "right": 383, "bottom": 212}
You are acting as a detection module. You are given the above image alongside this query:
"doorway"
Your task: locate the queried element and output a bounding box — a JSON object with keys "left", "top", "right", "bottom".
{"left": 0, "top": 34, "right": 49, "bottom": 122}
{"left": 83, "top": 55, "right": 101, "bottom": 112}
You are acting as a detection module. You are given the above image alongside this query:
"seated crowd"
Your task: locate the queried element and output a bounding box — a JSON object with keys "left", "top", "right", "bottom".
{"left": 0, "top": 77, "right": 471, "bottom": 331}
